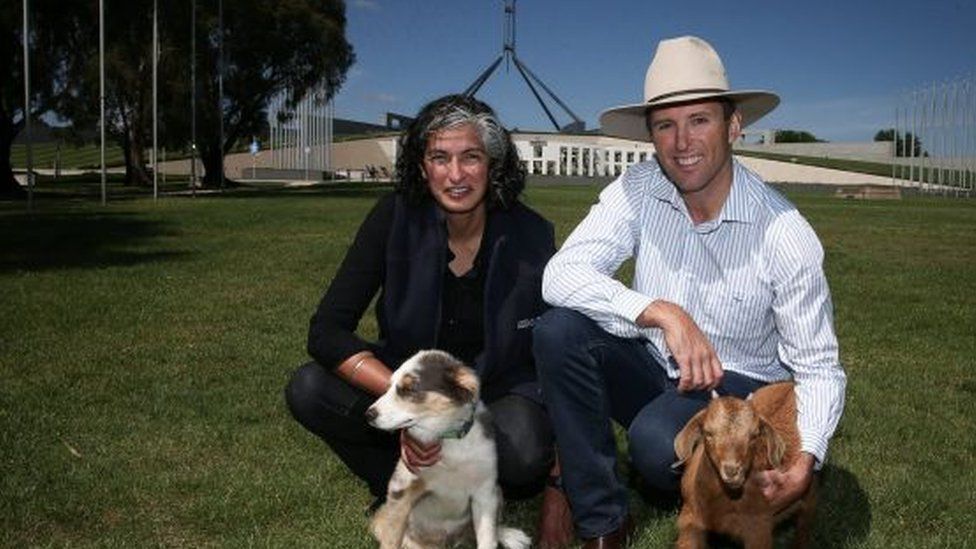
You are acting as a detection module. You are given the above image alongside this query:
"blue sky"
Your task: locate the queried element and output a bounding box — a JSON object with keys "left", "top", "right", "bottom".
{"left": 334, "top": 0, "right": 975, "bottom": 142}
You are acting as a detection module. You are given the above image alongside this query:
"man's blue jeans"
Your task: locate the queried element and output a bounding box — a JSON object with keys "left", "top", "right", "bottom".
{"left": 533, "top": 308, "right": 765, "bottom": 538}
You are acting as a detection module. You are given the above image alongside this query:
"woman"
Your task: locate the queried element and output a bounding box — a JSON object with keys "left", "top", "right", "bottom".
{"left": 285, "top": 94, "right": 556, "bottom": 508}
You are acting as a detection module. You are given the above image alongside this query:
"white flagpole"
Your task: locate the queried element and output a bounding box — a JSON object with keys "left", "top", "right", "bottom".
{"left": 100, "top": 0, "right": 106, "bottom": 205}
{"left": 23, "top": 0, "right": 33, "bottom": 210}
{"left": 153, "top": 0, "right": 158, "bottom": 200}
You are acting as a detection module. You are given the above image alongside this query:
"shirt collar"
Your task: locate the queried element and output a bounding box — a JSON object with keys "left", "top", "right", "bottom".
{"left": 648, "top": 157, "right": 760, "bottom": 224}
{"left": 719, "top": 159, "right": 759, "bottom": 224}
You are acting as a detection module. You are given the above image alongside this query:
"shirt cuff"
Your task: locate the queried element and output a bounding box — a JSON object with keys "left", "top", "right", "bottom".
{"left": 800, "top": 431, "right": 829, "bottom": 471}
{"left": 612, "top": 289, "right": 654, "bottom": 327}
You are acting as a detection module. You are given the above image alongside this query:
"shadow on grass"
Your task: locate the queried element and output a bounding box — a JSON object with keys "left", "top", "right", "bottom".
{"left": 628, "top": 463, "right": 870, "bottom": 548}
{"left": 0, "top": 210, "right": 191, "bottom": 273}
{"left": 812, "top": 465, "right": 871, "bottom": 548}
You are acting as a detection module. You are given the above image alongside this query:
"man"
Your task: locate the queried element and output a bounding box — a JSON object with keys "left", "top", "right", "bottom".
{"left": 533, "top": 36, "right": 846, "bottom": 548}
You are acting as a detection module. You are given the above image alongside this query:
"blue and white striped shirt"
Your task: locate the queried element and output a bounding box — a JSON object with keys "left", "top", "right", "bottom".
{"left": 542, "top": 158, "right": 846, "bottom": 463}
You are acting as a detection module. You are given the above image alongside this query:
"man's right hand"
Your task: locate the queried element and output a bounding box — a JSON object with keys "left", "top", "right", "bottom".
{"left": 637, "top": 300, "right": 723, "bottom": 392}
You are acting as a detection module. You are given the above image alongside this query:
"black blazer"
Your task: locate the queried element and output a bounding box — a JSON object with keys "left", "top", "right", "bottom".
{"left": 308, "top": 192, "right": 555, "bottom": 403}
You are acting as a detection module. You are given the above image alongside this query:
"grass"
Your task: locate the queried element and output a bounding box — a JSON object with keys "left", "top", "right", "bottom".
{"left": 11, "top": 142, "right": 127, "bottom": 170}
{"left": 1, "top": 183, "right": 975, "bottom": 547}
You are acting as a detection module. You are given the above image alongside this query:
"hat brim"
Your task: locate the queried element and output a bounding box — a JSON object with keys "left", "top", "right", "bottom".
{"left": 599, "top": 90, "right": 780, "bottom": 142}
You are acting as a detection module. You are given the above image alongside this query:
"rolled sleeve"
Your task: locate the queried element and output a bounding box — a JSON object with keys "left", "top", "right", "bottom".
{"left": 542, "top": 174, "right": 650, "bottom": 338}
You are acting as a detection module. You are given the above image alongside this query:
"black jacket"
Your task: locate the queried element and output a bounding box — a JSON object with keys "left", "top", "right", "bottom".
{"left": 307, "top": 192, "right": 555, "bottom": 403}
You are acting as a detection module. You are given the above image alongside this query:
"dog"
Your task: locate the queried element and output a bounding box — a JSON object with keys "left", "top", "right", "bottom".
{"left": 365, "top": 349, "right": 530, "bottom": 549}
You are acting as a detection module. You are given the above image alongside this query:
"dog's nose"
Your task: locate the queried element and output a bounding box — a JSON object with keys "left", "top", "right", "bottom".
{"left": 364, "top": 406, "right": 378, "bottom": 423}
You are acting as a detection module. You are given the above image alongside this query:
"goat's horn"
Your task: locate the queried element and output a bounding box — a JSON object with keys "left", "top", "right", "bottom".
{"left": 710, "top": 390, "right": 720, "bottom": 400}
{"left": 746, "top": 392, "right": 755, "bottom": 401}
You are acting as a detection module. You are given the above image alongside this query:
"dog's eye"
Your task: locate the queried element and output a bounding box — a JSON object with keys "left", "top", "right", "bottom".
{"left": 395, "top": 383, "right": 415, "bottom": 397}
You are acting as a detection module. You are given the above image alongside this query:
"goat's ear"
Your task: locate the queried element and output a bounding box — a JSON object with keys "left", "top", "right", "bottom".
{"left": 759, "top": 418, "right": 786, "bottom": 468}
{"left": 673, "top": 409, "right": 707, "bottom": 468}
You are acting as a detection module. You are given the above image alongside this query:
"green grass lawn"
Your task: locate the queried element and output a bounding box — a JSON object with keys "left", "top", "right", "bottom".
{"left": 734, "top": 149, "right": 975, "bottom": 189}
{"left": 1, "top": 184, "right": 974, "bottom": 547}
{"left": 11, "top": 142, "right": 127, "bottom": 170}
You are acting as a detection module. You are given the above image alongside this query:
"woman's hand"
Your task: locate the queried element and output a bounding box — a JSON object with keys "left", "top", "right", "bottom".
{"left": 400, "top": 430, "right": 441, "bottom": 473}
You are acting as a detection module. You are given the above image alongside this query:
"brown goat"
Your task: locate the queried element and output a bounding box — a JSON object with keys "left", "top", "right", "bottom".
{"left": 672, "top": 382, "right": 817, "bottom": 549}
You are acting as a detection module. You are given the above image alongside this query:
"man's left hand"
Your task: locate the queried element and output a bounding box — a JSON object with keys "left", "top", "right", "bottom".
{"left": 753, "top": 452, "right": 815, "bottom": 512}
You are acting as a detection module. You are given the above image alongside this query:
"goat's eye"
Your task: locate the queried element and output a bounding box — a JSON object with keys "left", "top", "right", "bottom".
{"left": 749, "top": 430, "right": 759, "bottom": 439}
{"left": 703, "top": 430, "right": 714, "bottom": 439}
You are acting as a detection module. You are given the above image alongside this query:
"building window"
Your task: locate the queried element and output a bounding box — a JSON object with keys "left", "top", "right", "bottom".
{"left": 626, "top": 151, "right": 634, "bottom": 163}
{"left": 639, "top": 152, "right": 647, "bottom": 162}
{"left": 614, "top": 151, "right": 621, "bottom": 163}
{"left": 533, "top": 160, "right": 542, "bottom": 174}
{"left": 533, "top": 144, "right": 544, "bottom": 158}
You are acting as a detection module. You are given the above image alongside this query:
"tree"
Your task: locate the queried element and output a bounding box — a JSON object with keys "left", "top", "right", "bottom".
{"left": 4, "top": 0, "right": 354, "bottom": 192}
{"left": 773, "top": 130, "right": 822, "bottom": 143}
{"left": 0, "top": 1, "right": 94, "bottom": 196}
{"left": 174, "top": 0, "right": 355, "bottom": 187}
{"left": 874, "top": 129, "right": 926, "bottom": 157}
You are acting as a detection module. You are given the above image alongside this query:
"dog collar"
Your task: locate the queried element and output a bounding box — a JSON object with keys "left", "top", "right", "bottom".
{"left": 439, "top": 404, "right": 477, "bottom": 439}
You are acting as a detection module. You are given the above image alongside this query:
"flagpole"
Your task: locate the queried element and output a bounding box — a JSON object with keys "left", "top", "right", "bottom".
{"left": 23, "top": 0, "right": 34, "bottom": 211}
{"left": 152, "top": 0, "right": 158, "bottom": 201}
{"left": 100, "top": 0, "right": 106, "bottom": 205}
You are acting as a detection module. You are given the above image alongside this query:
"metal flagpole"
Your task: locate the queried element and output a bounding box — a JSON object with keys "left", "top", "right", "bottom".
{"left": 218, "top": 0, "right": 225, "bottom": 190}
{"left": 100, "top": 0, "right": 106, "bottom": 205}
{"left": 910, "top": 91, "right": 918, "bottom": 189}
{"left": 23, "top": 0, "right": 33, "bottom": 211}
{"left": 153, "top": 0, "right": 158, "bottom": 201}
{"left": 891, "top": 102, "right": 898, "bottom": 186}
{"left": 190, "top": 0, "right": 196, "bottom": 196}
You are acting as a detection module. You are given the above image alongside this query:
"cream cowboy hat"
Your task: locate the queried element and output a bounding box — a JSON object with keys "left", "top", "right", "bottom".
{"left": 599, "top": 35, "right": 780, "bottom": 141}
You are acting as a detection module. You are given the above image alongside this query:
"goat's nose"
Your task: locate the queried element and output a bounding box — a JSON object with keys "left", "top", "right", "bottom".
{"left": 364, "top": 406, "right": 378, "bottom": 423}
{"left": 722, "top": 463, "right": 742, "bottom": 480}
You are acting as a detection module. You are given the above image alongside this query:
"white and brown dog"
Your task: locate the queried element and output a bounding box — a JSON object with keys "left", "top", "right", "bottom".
{"left": 365, "top": 350, "right": 530, "bottom": 549}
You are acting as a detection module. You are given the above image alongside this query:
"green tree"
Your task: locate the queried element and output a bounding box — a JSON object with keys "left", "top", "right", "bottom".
{"left": 773, "top": 130, "right": 822, "bottom": 143}
{"left": 5, "top": 0, "right": 354, "bottom": 191}
{"left": 0, "top": 0, "right": 93, "bottom": 196}
{"left": 874, "top": 129, "right": 925, "bottom": 157}
{"left": 173, "top": 0, "right": 355, "bottom": 187}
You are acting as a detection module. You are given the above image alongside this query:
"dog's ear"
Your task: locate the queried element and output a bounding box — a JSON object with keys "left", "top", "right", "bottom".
{"left": 757, "top": 417, "right": 786, "bottom": 469}
{"left": 447, "top": 364, "right": 479, "bottom": 403}
{"left": 673, "top": 408, "right": 707, "bottom": 469}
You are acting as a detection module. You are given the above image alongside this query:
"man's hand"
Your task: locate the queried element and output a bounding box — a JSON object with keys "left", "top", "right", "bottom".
{"left": 399, "top": 430, "right": 441, "bottom": 474}
{"left": 638, "top": 300, "right": 723, "bottom": 392}
{"left": 753, "top": 452, "right": 816, "bottom": 512}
